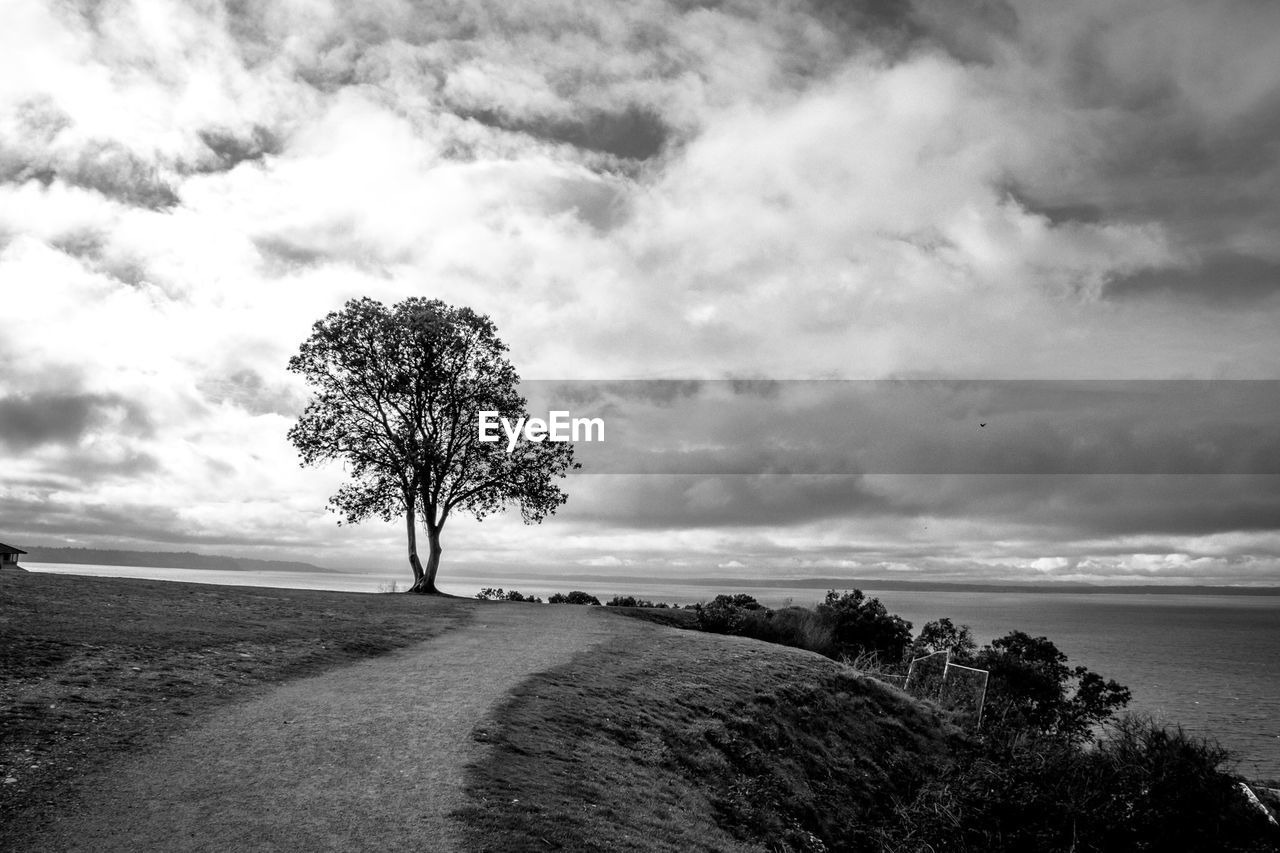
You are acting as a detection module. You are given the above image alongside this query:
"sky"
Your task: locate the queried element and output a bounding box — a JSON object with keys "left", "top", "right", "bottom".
{"left": 1, "top": 0, "right": 1279, "bottom": 586}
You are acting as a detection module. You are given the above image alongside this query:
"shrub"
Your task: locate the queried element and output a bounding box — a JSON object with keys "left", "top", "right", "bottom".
{"left": 475, "top": 587, "right": 543, "bottom": 603}
{"left": 816, "top": 589, "right": 913, "bottom": 663}
{"left": 605, "top": 595, "right": 668, "bottom": 608}
{"left": 737, "top": 606, "right": 836, "bottom": 657}
{"left": 548, "top": 590, "right": 601, "bottom": 605}
{"left": 694, "top": 592, "right": 907, "bottom": 664}
{"left": 696, "top": 596, "right": 747, "bottom": 630}
{"left": 883, "top": 715, "right": 1280, "bottom": 852}
{"left": 696, "top": 591, "right": 762, "bottom": 630}
{"left": 695, "top": 595, "right": 752, "bottom": 633}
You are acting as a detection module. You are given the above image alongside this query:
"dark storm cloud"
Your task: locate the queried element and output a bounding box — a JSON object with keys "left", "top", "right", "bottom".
{"left": 999, "top": 184, "right": 1106, "bottom": 226}
{"left": 45, "top": 230, "right": 155, "bottom": 287}
{"left": 567, "top": 473, "right": 896, "bottom": 529}
{"left": 1, "top": 139, "right": 179, "bottom": 210}
{"left": 1107, "top": 253, "right": 1280, "bottom": 304}
{"left": 65, "top": 141, "right": 181, "bottom": 209}
{"left": 539, "top": 381, "right": 1280, "bottom": 541}
{"left": 47, "top": 227, "right": 107, "bottom": 260}
{"left": 0, "top": 489, "right": 286, "bottom": 548}
{"left": 194, "top": 126, "right": 282, "bottom": 173}
{"left": 908, "top": 0, "right": 1019, "bottom": 65}
{"left": 900, "top": 1, "right": 1280, "bottom": 308}
{"left": 1075, "top": 113, "right": 1280, "bottom": 246}
{"left": 566, "top": 471, "right": 1280, "bottom": 542}
{"left": 0, "top": 392, "right": 153, "bottom": 450}
{"left": 252, "top": 234, "right": 344, "bottom": 269}
{"left": 215, "top": 0, "right": 887, "bottom": 171}
{"left": 1028, "top": 476, "right": 1280, "bottom": 538}
{"left": 881, "top": 474, "right": 1280, "bottom": 539}
{"left": 545, "top": 381, "right": 1280, "bottom": 475}
{"left": 252, "top": 220, "right": 411, "bottom": 271}
{"left": 461, "top": 104, "right": 670, "bottom": 161}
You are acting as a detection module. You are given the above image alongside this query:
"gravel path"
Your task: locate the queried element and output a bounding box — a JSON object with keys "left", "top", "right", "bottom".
{"left": 29, "top": 602, "right": 638, "bottom": 852}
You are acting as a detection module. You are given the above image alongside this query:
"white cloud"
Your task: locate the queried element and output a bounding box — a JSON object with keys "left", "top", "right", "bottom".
{"left": 0, "top": 0, "right": 1277, "bottom": 584}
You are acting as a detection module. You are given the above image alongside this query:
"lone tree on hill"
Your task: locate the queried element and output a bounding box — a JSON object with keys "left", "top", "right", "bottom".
{"left": 287, "top": 297, "right": 577, "bottom": 594}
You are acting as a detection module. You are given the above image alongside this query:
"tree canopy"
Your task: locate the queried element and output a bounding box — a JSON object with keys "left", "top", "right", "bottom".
{"left": 973, "top": 630, "right": 1132, "bottom": 742}
{"left": 287, "top": 297, "right": 577, "bottom": 593}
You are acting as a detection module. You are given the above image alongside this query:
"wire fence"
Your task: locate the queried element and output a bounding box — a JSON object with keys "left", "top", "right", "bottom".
{"left": 902, "top": 650, "right": 990, "bottom": 730}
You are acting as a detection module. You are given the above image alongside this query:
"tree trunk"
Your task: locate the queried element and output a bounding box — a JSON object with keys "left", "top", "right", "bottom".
{"left": 409, "top": 524, "right": 444, "bottom": 595}
{"left": 405, "top": 508, "right": 425, "bottom": 590}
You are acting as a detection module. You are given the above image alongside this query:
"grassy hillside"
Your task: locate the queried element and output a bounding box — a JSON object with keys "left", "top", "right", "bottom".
{"left": 7, "top": 574, "right": 1271, "bottom": 851}
{"left": 2, "top": 573, "right": 958, "bottom": 852}
{"left": 458, "top": 628, "right": 958, "bottom": 852}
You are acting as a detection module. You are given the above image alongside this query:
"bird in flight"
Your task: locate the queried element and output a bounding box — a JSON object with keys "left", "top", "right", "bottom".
{"left": 979, "top": 423, "right": 987, "bottom": 427}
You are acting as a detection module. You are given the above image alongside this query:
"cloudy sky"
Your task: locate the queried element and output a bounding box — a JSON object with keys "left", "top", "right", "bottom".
{"left": 2, "top": 0, "right": 1279, "bottom": 586}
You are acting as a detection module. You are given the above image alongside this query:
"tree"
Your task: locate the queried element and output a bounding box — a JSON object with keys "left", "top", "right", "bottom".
{"left": 910, "top": 617, "right": 978, "bottom": 661}
{"left": 548, "top": 591, "right": 601, "bottom": 605}
{"left": 817, "top": 589, "right": 913, "bottom": 663}
{"left": 974, "top": 630, "right": 1130, "bottom": 742}
{"left": 287, "top": 297, "right": 577, "bottom": 593}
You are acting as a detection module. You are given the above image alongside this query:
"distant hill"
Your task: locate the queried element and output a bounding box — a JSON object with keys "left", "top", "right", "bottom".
{"left": 20, "top": 546, "right": 337, "bottom": 574}
{"left": 478, "top": 571, "right": 1280, "bottom": 596}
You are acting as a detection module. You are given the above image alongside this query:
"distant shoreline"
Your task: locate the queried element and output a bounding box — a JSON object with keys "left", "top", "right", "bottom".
{"left": 18, "top": 546, "right": 342, "bottom": 574}
{"left": 469, "top": 571, "right": 1280, "bottom": 596}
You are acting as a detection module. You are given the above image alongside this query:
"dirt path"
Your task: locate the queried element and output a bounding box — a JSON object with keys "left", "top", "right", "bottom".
{"left": 26, "top": 603, "right": 643, "bottom": 852}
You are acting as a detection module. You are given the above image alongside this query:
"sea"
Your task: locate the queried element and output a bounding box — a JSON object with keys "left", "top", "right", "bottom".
{"left": 21, "top": 562, "right": 1280, "bottom": 782}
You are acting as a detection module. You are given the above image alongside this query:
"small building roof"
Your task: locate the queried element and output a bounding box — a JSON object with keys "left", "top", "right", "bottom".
{"left": 0, "top": 543, "right": 28, "bottom": 555}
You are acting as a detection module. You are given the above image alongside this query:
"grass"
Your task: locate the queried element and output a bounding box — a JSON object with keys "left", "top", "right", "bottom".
{"left": 599, "top": 603, "right": 699, "bottom": 631}
{"left": 457, "top": 626, "right": 959, "bottom": 852}
{"left": 0, "top": 569, "right": 471, "bottom": 846}
{"left": 15, "top": 572, "right": 1263, "bottom": 850}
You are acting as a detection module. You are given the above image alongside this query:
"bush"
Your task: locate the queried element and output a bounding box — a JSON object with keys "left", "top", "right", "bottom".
{"left": 695, "top": 595, "right": 748, "bottom": 633}
{"left": 548, "top": 590, "right": 601, "bottom": 605}
{"left": 693, "top": 591, "right": 908, "bottom": 664}
{"left": 605, "top": 595, "right": 669, "bottom": 608}
{"left": 883, "top": 716, "right": 1280, "bottom": 852}
{"left": 737, "top": 606, "right": 836, "bottom": 657}
{"left": 817, "top": 589, "right": 913, "bottom": 663}
{"left": 475, "top": 587, "right": 543, "bottom": 603}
